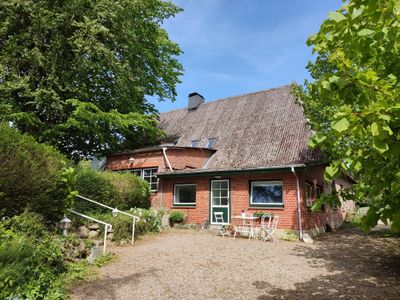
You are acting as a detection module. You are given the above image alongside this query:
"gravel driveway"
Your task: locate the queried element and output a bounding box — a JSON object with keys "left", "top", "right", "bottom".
{"left": 70, "top": 227, "right": 400, "bottom": 300}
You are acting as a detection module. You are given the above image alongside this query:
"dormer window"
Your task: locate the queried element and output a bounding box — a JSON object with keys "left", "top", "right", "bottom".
{"left": 191, "top": 140, "right": 199, "bottom": 147}
{"left": 206, "top": 138, "right": 217, "bottom": 148}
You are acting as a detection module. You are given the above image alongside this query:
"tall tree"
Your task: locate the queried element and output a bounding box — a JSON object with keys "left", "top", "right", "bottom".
{"left": 296, "top": 0, "right": 400, "bottom": 231}
{"left": 0, "top": 0, "right": 183, "bottom": 160}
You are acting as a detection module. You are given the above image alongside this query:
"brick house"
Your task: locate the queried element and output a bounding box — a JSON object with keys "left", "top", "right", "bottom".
{"left": 106, "top": 85, "right": 354, "bottom": 237}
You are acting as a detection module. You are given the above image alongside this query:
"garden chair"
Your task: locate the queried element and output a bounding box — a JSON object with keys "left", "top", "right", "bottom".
{"left": 214, "top": 212, "right": 230, "bottom": 237}
{"left": 255, "top": 213, "right": 272, "bottom": 239}
{"left": 260, "top": 215, "right": 279, "bottom": 242}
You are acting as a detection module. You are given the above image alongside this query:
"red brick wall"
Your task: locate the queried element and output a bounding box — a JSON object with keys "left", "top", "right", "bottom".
{"left": 167, "top": 148, "right": 214, "bottom": 171}
{"left": 106, "top": 148, "right": 214, "bottom": 209}
{"left": 106, "top": 148, "right": 213, "bottom": 172}
{"left": 299, "top": 166, "right": 354, "bottom": 231}
{"left": 106, "top": 151, "right": 165, "bottom": 171}
{"left": 106, "top": 149, "right": 353, "bottom": 231}
{"left": 160, "top": 172, "right": 301, "bottom": 229}
{"left": 158, "top": 168, "right": 353, "bottom": 231}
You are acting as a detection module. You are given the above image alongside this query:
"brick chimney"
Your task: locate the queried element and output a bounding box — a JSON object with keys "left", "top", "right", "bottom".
{"left": 188, "top": 92, "right": 204, "bottom": 110}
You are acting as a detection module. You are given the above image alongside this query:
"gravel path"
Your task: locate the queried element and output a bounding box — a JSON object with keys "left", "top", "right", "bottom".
{"left": 70, "top": 227, "right": 400, "bottom": 300}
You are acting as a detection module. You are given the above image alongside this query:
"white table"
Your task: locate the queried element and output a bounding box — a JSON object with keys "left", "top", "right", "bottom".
{"left": 232, "top": 215, "right": 259, "bottom": 239}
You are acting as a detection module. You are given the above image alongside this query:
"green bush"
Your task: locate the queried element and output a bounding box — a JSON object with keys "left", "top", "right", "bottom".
{"left": 0, "top": 211, "right": 100, "bottom": 299}
{"left": 134, "top": 208, "right": 164, "bottom": 236}
{"left": 0, "top": 212, "right": 67, "bottom": 299}
{"left": 169, "top": 210, "right": 185, "bottom": 226}
{"left": 73, "top": 163, "right": 150, "bottom": 212}
{"left": 102, "top": 171, "right": 151, "bottom": 209}
{"left": 81, "top": 208, "right": 163, "bottom": 243}
{"left": 0, "top": 123, "right": 74, "bottom": 223}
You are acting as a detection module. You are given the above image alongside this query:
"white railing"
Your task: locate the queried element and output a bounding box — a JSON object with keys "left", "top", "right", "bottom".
{"left": 67, "top": 209, "right": 112, "bottom": 253}
{"left": 75, "top": 194, "right": 140, "bottom": 244}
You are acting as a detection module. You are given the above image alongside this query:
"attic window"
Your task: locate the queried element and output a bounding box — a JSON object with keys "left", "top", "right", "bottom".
{"left": 206, "top": 138, "right": 217, "bottom": 148}
{"left": 191, "top": 140, "right": 199, "bottom": 147}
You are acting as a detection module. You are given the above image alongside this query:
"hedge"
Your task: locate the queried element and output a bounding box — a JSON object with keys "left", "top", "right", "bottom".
{"left": 0, "top": 123, "right": 73, "bottom": 223}
{"left": 73, "top": 163, "right": 150, "bottom": 213}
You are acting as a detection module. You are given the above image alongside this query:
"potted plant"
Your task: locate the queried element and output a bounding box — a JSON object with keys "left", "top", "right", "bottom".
{"left": 253, "top": 211, "right": 274, "bottom": 220}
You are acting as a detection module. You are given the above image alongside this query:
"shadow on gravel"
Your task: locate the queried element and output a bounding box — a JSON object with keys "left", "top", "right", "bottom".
{"left": 255, "top": 227, "right": 400, "bottom": 300}
{"left": 72, "top": 268, "right": 160, "bottom": 300}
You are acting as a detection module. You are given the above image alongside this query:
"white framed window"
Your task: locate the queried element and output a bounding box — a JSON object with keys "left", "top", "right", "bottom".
{"left": 191, "top": 140, "right": 199, "bottom": 147}
{"left": 211, "top": 180, "right": 229, "bottom": 206}
{"left": 125, "top": 168, "right": 157, "bottom": 192}
{"left": 130, "top": 169, "right": 142, "bottom": 178}
{"left": 250, "top": 181, "right": 283, "bottom": 206}
{"left": 143, "top": 168, "right": 158, "bottom": 192}
{"left": 174, "top": 184, "right": 196, "bottom": 205}
{"left": 206, "top": 138, "right": 217, "bottom": 148}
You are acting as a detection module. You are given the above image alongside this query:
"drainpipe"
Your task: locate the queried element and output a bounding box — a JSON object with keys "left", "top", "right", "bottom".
{"left": 291, "top": 166, "right": 303, "bottom": 241}
{"left": 162, "top": 147, "right": 173, "bottom": 172}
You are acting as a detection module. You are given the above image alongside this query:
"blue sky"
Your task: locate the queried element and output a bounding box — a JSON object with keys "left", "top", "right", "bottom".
{"left": 149, "top": 0, "right": 343, "bottom": 112}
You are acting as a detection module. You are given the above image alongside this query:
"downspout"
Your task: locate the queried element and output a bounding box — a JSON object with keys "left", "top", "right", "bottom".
{"left": 162, "top": 147, "right": 173, "bottom": 172}
{"left": 291, "top": 166, "right": 303, "bottom": 241}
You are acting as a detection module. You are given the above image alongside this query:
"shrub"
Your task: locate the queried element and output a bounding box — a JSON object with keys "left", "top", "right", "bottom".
{"left": 169, "top": 210, "right": 185, "bottom": 226}
{"left": 0, "top": 123, "right": 74, "bottom": 223}
{"left": 102, "top": 171, "right": 151, "bottom": 209}
{"left": 80, "top": 208, "right": 163, "bottom": 243}
{"left": 74, "top": 164, "right": 118, "bottom": 213}
{"left": 0, "top": 212, "right": 67, "bottom": 299}
{"left": 73, "top": 163, "right": 150, "bottom": 212}
{"left": 134, "top": 208, "right": 163, "bottom": 235}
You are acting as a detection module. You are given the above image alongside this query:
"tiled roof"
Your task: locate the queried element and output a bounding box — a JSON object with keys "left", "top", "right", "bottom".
{"left": 159, "top": 85, "right": 321, "bottom": 171}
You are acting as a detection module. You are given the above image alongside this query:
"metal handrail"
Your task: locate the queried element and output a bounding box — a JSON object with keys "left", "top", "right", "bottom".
{"left": 76, "top": 194, "right": 140, "bottom": 244}
{"left": 67, "top": 209, "right": 112, "bottom": 253}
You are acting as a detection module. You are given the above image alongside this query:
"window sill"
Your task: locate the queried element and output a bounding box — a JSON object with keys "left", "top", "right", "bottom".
{"left": 172, "top": 204, "right": 196, "bottom": 209}
{"left": 249, "top": 205, "right": 284, "bottom": 209}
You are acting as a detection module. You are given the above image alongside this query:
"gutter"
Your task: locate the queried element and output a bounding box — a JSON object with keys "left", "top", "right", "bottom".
{"left": 162, "top": 147, "right": 173, "bottom": 172}
{"left": 291, "top": 166, "right": 303, "bottom": 241}
{"left": 157, "top": 164, "right": 306, "bottom": 178}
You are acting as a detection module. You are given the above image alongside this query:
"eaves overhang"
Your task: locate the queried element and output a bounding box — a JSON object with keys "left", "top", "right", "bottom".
{"left": 156, "top": 164, "right": 307, "bottom": 178}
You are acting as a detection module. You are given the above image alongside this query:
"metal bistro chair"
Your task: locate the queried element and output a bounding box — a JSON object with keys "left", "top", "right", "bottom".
{"left": 214, "top": 212, "right": 230, "bottom": 237}
{"left": 256, "top": 213, "right": 272, "bottom": 239}
{"left": 260, "top": 214, "right": 279, "bottom": 242}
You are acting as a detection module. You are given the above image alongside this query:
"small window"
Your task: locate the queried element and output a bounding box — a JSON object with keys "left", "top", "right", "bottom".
{"left": 143, "top": 168, "right": 158, "bottom": 192}
{"left": 130, "top": 169, "right": 142, "bottom": 177}
{"left": 316, "top": 185, "right": 322, "bottom": 199}
{"left": 206, "top": 138, "right": 217, "bottom": 148}
{"left": 174, "top": 184, "right": 196, "bottom": 205}
{"left": 191, "top": 140, "right": 199, "bottom": 147}
{"left": 305, "top": 183, "right": 315, "bottom": 206}
{"left": 250, "top": 181, "right": 283, "bottom": 206}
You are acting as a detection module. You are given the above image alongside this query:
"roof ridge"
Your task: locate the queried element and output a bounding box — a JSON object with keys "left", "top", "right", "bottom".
{"left": 160, "top": 83, "right": 293, "bottom": 115}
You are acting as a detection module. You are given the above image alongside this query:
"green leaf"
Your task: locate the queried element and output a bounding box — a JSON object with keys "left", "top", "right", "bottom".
{"left": 357, "top": 29, "right": 374, "bottom": 36}
{"left": 351, "top": 8, "right": 363, "bottom": 19}
{"left": 372, "top": 139, "right": 389, "bottom": 154}
{"left": 329, "top": 75, "right": 349, "bottom": 89}
{"left": 308, "top": 139, "right": 316, "bottom": 148}
{"left": 325, "top": 165, "right": 339, "bottom": 180}
{"left": 321, "top": 80, "right": 331, "bottom": 90}
{"left": 370, "top": 122, "right": 379, "bottom": 136}
{"left": 361, "top": 207, "right": 380, "bottom": 232}
{"left": 353, "top": 161, "right": 362, "bottom": 173}
{"left": 328, "top": 11, "right": 347, "bottom": 22}
{"left": 382, "top": 125, "right": 393, "bottom": 135}
{"left": 379, "top": 114, "right": 390, "bottom": 121}
{"left": 391, "top": 212, "right": 400, "bottom": 232}
{"left": 332, "top": 118, "right": 350, "bottom": 133}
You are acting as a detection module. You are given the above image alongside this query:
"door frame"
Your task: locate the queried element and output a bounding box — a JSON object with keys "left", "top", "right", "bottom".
{"left": 209, "top": 179, "right": 231, "bottom": 225}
